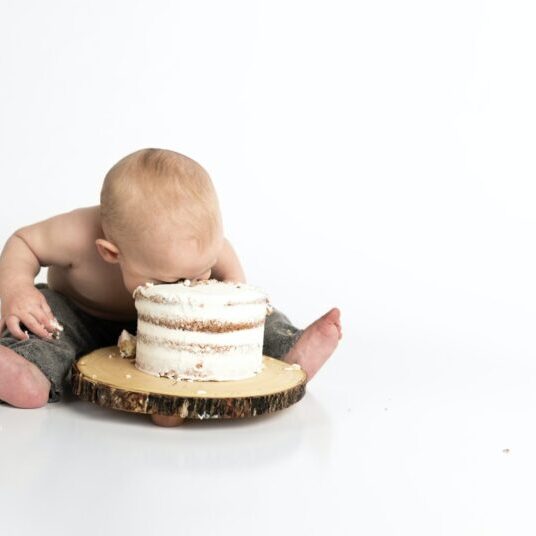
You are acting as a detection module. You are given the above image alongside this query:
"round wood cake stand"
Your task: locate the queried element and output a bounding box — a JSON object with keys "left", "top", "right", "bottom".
{"left": 71, "top": 346, "right": 307, "bottom": 427}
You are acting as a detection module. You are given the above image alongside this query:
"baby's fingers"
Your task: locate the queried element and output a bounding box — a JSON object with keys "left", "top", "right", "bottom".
{"left": 19, "top": 313, "right": 52, "bottom": 340}
{"left": 5, "top": 315, "right": 29, "bottom": 341}
{"left": 30, "top": 304, "right": 55, "bottom": 332}
{"left": 39, "top": 298, "right": 56, "bottom": 326}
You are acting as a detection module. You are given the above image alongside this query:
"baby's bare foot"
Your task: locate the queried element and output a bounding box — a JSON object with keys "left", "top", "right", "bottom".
{"left": 0, "top": 345, "right": 51, "bottom": 408}
{"left": 282, "top": 308, "right": 342, "bottom": 382}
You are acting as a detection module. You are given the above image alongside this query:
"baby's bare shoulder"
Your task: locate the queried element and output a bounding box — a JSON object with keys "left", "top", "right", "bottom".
{"left": 15, "top": 205, "right": 101, "bottom": 267}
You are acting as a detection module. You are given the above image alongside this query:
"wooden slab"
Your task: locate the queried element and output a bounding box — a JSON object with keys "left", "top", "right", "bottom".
{"left": 71, "top": 346, "right": 307, "bottom": 422}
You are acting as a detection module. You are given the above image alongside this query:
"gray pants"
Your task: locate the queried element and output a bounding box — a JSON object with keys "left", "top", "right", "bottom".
{"left": 0, "top": 284, "right": 304, "bottom": 403}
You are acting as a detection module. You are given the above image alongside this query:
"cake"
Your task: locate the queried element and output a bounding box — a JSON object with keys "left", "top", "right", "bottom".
{"left": 132, "top": 279, "right": 271, "bottom": 381}
{"left": 117, "top": 329, "right": 137, "bottom": 358}
{"left": 50, "top": 318, "right": 64, "bottom": 340}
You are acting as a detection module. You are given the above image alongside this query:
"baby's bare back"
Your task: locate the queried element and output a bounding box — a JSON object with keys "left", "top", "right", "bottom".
{"left": 46, "top": 206, "right": 137, "bottom": 320}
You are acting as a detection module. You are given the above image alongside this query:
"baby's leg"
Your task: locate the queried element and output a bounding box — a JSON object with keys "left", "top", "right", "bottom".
{"left": 263, "top": 306, "right": 342, "bottom": 382}
{"left": 0, "top": 284, "right": 116, "bottom": 407}
{"left": 262, "top": 307, "right": 305, "bottom": 359}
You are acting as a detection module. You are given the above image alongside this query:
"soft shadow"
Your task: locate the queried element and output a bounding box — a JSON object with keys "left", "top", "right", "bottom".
{"left": 64, "top": 388, "right": 333, "bottom": 474}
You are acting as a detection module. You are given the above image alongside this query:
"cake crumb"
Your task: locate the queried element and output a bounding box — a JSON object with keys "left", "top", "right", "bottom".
{"left": 91, "top": 374, "right": 97, "bottom": 379}
{"left": 117, "top": 329, "right": 137, "bottom": 358}
{"left": 126, "top": 374, "right": 132, "bottom": 379}
{"left": 197, "top": 390, "right": 207, "bottom": 395}
{"left": 50, "top": 318, "right": 64, "bottom": 339}
{"left": 159, "top": 371, "right": 180, "bottom": 385}
{"left": 79, "top": 361, "right": 86, "bottom": 366}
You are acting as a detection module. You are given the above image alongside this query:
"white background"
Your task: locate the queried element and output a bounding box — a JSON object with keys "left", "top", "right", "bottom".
{"left": 1, "top": 1, "right": 536, "bottom": 535}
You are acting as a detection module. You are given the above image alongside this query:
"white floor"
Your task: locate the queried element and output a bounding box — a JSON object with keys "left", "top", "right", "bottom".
{"left": 2, "top": 276, "right": 535, "bottom": 536}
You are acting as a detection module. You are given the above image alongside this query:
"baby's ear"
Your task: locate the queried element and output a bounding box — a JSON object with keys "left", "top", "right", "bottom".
{"left": 95, "top": 238, "right": 120, "bottom": 264}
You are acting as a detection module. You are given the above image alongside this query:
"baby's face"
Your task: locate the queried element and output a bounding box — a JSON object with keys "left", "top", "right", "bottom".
{"left": 118, "top": 234, "right": 224, "bottom": 295}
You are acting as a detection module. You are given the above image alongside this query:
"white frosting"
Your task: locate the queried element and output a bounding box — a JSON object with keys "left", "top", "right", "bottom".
{"left": 136, "top": 300, "right": 266, "bottom": 323}
{"left": 134, "top": 279, "right": 268, "bottom": 306}
{"left": 133, "top": 279, "right": 269, "bottom": 381}
{"left": 50, "top": 318, "right": 64, "bottom": 340}
{"left": 134, "top": 340, "right": 264, "bottom": 381}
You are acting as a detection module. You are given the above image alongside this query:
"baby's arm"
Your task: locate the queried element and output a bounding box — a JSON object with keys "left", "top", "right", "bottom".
{"left": 0, "top": 210, "right": 84, "bottom": 339}
{"left": 211, "top": 238, "right": 247, "bottom": 283}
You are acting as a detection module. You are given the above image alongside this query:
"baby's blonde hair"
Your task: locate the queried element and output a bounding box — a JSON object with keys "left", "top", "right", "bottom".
{"left": 100, "top": 148, "right": 222, "bottom": 253}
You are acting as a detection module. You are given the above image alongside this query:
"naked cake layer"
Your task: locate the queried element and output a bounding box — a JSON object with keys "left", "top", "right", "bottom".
{"left": 133, "top": 279, "right": 270, "bottom": 381}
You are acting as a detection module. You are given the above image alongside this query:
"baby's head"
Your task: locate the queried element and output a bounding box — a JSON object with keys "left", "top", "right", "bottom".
{"left": 96, "top": 148, "right": 224, "bottom": 294}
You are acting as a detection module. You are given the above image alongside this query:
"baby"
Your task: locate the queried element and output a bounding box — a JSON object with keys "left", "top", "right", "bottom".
{"left": 0, "top": 148, "right": 342, "bottom": 408}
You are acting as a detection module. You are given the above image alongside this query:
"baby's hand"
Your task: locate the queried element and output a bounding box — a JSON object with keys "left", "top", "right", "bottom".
{"left": 0, "top": 285, "right": 58, "bottom": 340}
